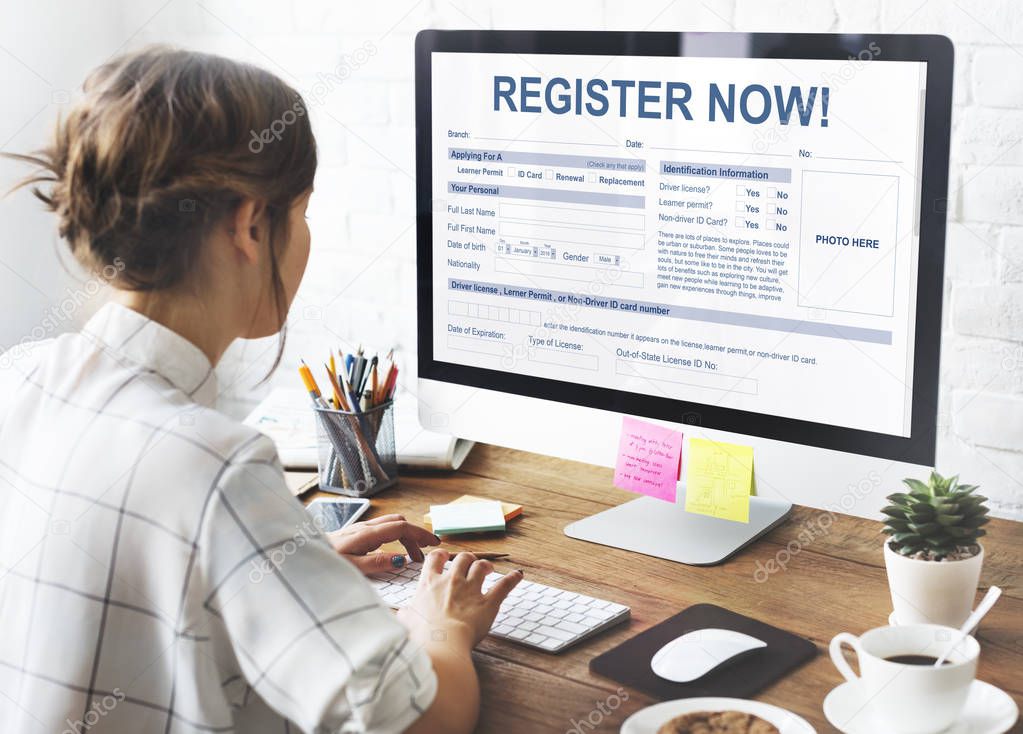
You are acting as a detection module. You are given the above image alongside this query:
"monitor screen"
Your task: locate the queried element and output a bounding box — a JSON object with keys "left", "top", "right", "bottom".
{"left": 417, "top": 33, "right": 951, "bottom": 464}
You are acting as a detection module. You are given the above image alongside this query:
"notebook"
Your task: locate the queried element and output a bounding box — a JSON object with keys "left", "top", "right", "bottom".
{"left": 429, "top": 500, "right": 506, "bottom": 535}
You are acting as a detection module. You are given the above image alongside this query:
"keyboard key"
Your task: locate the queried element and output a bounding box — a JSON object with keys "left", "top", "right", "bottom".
{"left": 535, "top": 625, "right": 573, "bottom": 641}
{"left": 525, "top": 633, "right": 547, "bottom": 645}
{"left": 538, "top": 637, "right": 562, "bottom": 651}
{"left": 556, "top": 620, "right": 587, "bottom": 635}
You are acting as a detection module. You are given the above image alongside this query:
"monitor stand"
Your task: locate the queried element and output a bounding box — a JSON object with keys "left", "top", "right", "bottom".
{"left": 564, "top": 493, "right": 792, "bottom": 566}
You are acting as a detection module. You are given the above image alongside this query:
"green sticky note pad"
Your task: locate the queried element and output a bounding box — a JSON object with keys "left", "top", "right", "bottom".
{"left": 684, "top": 438, "right": 754, "bottom": 523}
{"left": 429, "top": 500, "right": 507, "bottom": 535}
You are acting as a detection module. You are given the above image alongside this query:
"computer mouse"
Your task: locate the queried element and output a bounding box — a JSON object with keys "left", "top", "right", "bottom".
{"left": 650, "top": 628, "right": 767, "bottom": 682}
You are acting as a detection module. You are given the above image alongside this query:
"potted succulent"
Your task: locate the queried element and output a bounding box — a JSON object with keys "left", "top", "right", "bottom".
{"left": 881, "top": 471, "right": 989, "bottom": 627}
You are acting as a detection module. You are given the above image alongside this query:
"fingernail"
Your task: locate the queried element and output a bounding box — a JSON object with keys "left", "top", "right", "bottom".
{"left": 391, "top": 555, "right": 406, "bottom": 569}
{"left": 515, "top": 569, "right": 524, "bottom": 575}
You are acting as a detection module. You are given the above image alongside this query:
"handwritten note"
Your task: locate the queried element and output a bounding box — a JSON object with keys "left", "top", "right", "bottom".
{"left": 685, "top": 438, "right": 754, "bottom": 523}
{"left": 613, "top": 417, "right": 684, "bottom": 502}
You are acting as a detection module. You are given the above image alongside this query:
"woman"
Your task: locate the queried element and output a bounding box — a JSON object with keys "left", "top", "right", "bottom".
{"left": 0, "top": 47, "right": 519, "bottom": 733}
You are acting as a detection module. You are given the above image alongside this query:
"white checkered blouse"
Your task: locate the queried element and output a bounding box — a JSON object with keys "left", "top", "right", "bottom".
{"left": 0, "top": 303, "right": 436, "bottom": 733}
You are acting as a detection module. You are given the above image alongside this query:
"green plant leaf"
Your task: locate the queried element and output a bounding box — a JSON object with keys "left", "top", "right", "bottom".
{"left": 881, "top": 505, "right": 909, "bottom": 519}
{"left": 891, "top": 531, "right": 924, "bottom": 544}
{"left": 935, "top": 513, "right": 965, "bottom": 526}
{"left": 908, "top": 522, "right": 941, "bottom": 535}
{"left": 903, "top": 478, "right": 931, "bottom": 495}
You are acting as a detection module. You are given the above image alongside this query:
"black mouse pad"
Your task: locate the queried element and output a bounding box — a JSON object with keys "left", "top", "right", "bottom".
{"left": 589, "top": 603, "right": 817, "bottom": 700}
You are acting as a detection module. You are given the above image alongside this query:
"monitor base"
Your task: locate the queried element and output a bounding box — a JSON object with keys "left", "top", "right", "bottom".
{"left": 563, "top": 494, "right": 792, "bottom": 566}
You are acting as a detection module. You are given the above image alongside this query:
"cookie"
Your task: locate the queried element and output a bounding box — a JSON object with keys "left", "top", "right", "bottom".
{"left": 656, "top": 709, "right": 780, "bottom": 734}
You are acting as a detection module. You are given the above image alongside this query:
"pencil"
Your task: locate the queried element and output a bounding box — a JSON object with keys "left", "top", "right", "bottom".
{"left": 437, "top": 551, "right": 509, "bottom": 560}
{"left": 324, "top": 363, "right": 350, "bottom": 411}
{"left": 298, "top": 360, "right": 326, "bottom": 407}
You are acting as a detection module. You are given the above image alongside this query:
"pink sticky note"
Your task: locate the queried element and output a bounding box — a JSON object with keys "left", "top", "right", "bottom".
{"left": 613, "top": 417, "right": 684, "bottom": 503}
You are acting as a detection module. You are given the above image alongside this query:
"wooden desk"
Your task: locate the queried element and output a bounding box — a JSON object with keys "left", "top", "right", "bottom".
{"left": 298, "top": 444, "right": 1023, "bottom": 733}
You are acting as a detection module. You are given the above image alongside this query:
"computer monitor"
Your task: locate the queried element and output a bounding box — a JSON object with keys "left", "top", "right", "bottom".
{"left": 415, "top": 31, "right": 953, "bottom": 564}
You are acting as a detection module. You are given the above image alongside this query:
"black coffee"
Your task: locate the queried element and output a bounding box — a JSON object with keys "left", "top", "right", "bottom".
{"left": 884, "top": 654, "right": 948, "bottom": 666}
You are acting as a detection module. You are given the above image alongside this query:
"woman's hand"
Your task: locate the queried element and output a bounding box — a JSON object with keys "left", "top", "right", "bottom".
{"left": 326, "top": 513, "right": 440, "bottom": 576}
{"left": 397, "top": 549, "right": 523, "bottom": 650}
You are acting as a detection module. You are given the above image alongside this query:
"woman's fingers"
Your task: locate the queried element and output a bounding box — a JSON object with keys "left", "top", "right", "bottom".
{"left": 341, "top": 520, "right": 440, "bottom": 556}
{"left": 344, "top": 552, "right": 407, "bottom": 576}
{"left": 466, "top": 559, "right": 493, "bottom": 588}
{"left": 448, "top": 551, "right": 477, "bottom": 578}
{"left": 484, "top": 569, "right": 524, "bottom": 611}
{"left": 422, "top": 548, "right": 450, "bottom": 577}
{"left": 360, "top": 513, "right": 405, "bottom": 526}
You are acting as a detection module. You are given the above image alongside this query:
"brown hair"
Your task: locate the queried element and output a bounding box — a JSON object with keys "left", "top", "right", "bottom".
{"left": 6, "top": 46, "right": 317, "bottom": 367}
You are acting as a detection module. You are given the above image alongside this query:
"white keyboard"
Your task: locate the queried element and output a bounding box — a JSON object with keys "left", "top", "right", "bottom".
{"left": 370, "top": 561, "right": 630, "bottom": 653}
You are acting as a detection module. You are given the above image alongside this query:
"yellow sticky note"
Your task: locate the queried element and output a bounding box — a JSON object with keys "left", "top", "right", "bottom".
{"left": 685, "top": 438, "right": 754, "bottom": 523}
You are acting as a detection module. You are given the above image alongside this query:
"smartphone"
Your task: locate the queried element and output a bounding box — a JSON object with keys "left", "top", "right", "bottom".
{"left": 306, "top": 497, "right": 371, "bottom": 532}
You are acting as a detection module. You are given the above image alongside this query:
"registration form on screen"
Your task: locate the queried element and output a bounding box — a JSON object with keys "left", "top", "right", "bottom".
{"left": 431, "top": 51, "right": 927, "bottom": 437}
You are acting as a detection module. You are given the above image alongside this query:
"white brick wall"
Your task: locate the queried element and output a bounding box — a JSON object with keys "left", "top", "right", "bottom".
{"left": 3, "top": 0, "right": 1022, "bottom": 519}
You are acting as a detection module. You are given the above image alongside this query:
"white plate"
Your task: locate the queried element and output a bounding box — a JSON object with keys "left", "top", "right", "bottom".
{"left": 621, "top": 697, "right": 816, "bottom": 734}
{"left": 823, "top": 679, "right": 1018, "bottom": 734}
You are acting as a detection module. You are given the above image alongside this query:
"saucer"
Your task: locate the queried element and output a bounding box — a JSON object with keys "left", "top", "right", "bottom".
{"left": 621, "top": 697, "right": 815, "bottom": 734}
{"left": 823, "top": 679, "right": 1018, "bottom": 734}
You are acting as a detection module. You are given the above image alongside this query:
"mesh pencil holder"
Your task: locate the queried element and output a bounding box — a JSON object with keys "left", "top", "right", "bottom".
{"left": 313, "top": 401, "right": 398, "bottom": 497}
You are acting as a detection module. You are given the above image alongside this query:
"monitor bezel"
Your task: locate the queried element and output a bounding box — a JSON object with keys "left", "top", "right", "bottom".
{"left": 415, "top": 30, "right": 953, "bottom": 466}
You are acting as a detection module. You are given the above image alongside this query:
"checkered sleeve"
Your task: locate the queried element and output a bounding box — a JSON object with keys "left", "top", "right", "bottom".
{"left": 197, "top": 436, "right": 437, "bottom": 734}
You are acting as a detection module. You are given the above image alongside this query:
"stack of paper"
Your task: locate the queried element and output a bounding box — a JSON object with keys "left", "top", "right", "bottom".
{"left": 429, "top": 500, "right": 506, "bottom": 536}
{"left": 424, "top": 494, "right": 522, "bottom": 530}
{"left": 244, "top": 387, "right": 474, "bottom": 471}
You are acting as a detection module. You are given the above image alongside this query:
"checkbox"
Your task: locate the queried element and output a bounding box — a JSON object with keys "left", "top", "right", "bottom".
{"left": 587, "top": 173, "right": 596, "bottom": 183}
{"left": 736, "top": 185, "right": 746, "bottom": 196}
{"left": 767, "top": 204, "right": 777, "bottom": 214}
{"left": 767, "top": 187, "right": 777, "bottom": 198}
{"left": 507, "top": 167, "right": 517, "bottom": 177}
{"left": 544, "top": 169, "right": 553, "bottom": 179}
{"left": 766, "top": 218, "right": 777, "bottom": 231}
{"left": 735, "top": 201, "right": 746, "bottom": 213}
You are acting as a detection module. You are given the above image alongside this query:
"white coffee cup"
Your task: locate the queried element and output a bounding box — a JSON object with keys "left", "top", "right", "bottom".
{"left": 829, "top": 623, "right": 978, "bottom": 734}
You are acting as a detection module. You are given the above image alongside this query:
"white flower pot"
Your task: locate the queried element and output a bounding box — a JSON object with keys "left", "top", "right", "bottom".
{"left": 883, "top": 541, "right": 984, "bottom": 627}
